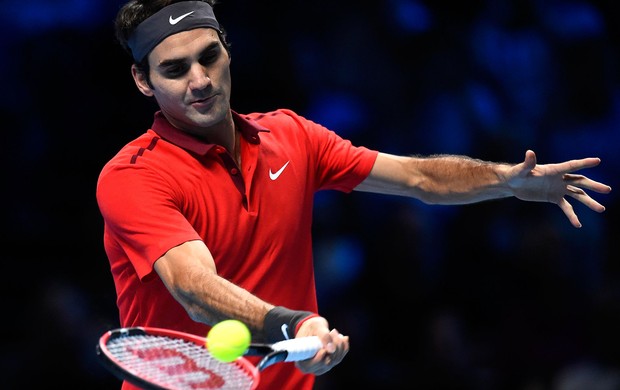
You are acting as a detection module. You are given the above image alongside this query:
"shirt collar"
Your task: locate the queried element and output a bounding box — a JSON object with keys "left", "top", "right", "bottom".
{"left": 151, "top": 110, "right": 269, "bottom": 155}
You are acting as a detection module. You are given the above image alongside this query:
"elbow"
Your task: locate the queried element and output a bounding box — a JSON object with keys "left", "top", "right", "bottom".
{"left": 169, "top": 284, "right": 209, "bottom": 323}
{"left": 185, "top": 304, "right": 205, "bottom": 323}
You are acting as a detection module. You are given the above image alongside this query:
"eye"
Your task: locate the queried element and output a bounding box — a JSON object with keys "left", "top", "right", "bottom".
{"left": 199, "top": 47, "right": 221, "bottom": 66}
{"left": 162, "top": 63, "right": 189, "bottom": 78}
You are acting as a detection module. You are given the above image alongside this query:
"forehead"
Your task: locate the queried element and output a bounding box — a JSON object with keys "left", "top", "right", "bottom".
{"left": 150, "top": 28, "right": 220, "bottom": 60}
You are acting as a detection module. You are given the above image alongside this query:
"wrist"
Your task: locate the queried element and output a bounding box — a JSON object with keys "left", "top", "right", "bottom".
{"left": 263, "top": 306, "right": 318, "bottom": 343}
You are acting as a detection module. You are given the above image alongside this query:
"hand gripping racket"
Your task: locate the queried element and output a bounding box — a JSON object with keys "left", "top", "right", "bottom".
{"left": 96, "top": 326, "right": 322, "bottom": 390}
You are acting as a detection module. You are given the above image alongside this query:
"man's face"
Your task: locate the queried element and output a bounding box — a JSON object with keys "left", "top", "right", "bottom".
{"left": 133, "top": 28, "right": 232, "bottom": 137}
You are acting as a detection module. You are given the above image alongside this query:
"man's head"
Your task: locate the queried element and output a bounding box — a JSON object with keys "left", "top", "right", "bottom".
{"left": 116, "top": 0, "right": 233, "bottom": 136}
{"left": 115, "top": 0, "right": 230, "bottom": 68}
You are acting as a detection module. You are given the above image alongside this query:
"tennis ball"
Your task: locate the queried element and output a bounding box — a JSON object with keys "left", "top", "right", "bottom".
{"left": 206, "top": 319, "right": 251, "bottom": 363}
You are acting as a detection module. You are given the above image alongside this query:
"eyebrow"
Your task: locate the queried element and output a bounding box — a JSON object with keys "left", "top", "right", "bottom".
{"left": 156, "top": 41, "right": 221, "bottom": 68}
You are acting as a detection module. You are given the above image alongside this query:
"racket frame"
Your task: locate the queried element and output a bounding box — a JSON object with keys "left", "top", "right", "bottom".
{"left": 96, "top": 327, "right": 259, "bottom": 390}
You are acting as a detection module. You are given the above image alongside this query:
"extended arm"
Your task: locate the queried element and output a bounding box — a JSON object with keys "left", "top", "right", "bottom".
{"left": 355, "top": 149, "right": 611, "bottom": 228}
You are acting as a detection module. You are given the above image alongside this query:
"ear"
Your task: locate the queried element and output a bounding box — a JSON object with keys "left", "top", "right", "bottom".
{"left": 131, "top": 64, "right": 154, "bottom": 97}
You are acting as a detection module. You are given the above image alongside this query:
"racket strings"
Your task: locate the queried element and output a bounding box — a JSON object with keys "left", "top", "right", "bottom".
{"left": 106, "top": 334, "right": 254, "bottom": 389}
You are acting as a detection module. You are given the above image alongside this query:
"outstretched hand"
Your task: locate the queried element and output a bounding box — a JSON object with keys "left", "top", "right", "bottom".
{"left": 506, "top": 150, "right": 612, "bottom": 228}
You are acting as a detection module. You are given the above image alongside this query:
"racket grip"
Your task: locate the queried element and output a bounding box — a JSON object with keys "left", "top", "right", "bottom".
{"left": 271, "top": 336, "right": 322, "bottom": 362}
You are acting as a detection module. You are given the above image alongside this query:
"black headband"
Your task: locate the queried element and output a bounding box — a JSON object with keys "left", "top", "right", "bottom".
{"left": 128, "top": 1, "right": 221, "bottom": 63}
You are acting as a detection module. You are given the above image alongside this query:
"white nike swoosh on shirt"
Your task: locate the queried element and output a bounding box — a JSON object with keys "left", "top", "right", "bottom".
{"left": 269, "top": 161, "right": 290, "bottom": 180}
{"left": 169, "top": 11, "right": 194, "bottom": 25}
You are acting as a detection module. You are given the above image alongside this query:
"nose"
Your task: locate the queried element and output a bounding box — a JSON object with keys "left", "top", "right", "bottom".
{"left": 188, "top": 63, "right": 211, "bottom": 91}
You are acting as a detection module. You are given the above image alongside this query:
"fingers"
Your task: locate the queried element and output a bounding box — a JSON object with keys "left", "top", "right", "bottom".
{"left": 315, "top": 329, "right": 349, "bottom": 375}
{"left": 565, "top": 186, "right": 607, "bottom": 214}
{"left": 296, "top": 328, "right": 349, "bottom": 375}
{"left": 564, "top": 174, "right": 612, "bottom": 195}
{"left": 558, "top": 179, "right": 609, "bottom": 228}
{"left": 563, "top": 157, "right": 602, "bottom": 172}
{"left": 557, "top": 197, "right": 581, "bottom": 228}
{"left": 561, "top": 174, "right": 609, "bottom": 215}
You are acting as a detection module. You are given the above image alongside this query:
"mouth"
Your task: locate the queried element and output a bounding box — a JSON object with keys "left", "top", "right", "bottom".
{"left": 190, "top": 94, "right": 217, "bottom": 108}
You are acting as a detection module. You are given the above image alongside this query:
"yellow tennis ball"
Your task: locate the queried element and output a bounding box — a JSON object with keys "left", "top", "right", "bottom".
{"left": 206, "top": 319, "right": 251, "bottom": 363}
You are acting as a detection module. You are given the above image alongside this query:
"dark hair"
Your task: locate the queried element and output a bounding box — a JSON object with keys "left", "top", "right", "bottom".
{"left": 115, "top": 0, "right": 230, "bottom": 74}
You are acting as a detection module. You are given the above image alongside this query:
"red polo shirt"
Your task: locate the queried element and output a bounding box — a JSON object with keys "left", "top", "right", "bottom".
{"left": 96, "top": 108, "right": 378, "bottom": 389}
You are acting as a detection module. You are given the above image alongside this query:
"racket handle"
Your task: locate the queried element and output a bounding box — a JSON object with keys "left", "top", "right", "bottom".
{"left": 271, "top": 336, "right": 322, "bottom": 362}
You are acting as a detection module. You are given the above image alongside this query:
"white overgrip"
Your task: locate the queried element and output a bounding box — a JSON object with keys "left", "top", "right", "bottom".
{"left": 271, "top": 336, "right": 322, "bottom": 362}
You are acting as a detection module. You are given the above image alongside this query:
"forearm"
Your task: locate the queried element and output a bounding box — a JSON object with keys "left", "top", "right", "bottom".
{"left": 410, "top": 154, "right": 514, "bottom": 204}
{"left": 179, "top": 276, "right": 317, "bottom": 342}
{"left": 179, "top": 271, "right": 275, "bottom": 337}
{"left": 154, "top": 240, "right": 316, "bottom": 342}
{"left": 154, "top": 241, "right": 273, "bottom": 339}
{"left": 357, "top": 153, "right": 514, "bottom": 204}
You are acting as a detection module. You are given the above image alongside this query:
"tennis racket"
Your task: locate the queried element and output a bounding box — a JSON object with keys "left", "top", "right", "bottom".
{"left": 96, "top": 326, "right": 322, "bottom": 390}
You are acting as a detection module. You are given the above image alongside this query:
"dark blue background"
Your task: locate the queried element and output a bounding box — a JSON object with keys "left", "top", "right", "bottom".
{"left": 2, "top": 1, "right": 618, "bottom": 388}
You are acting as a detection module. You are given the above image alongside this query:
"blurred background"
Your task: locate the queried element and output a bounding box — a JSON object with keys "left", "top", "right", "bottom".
{"left": 2, "top": 0, "right": 619, "bottom": 388}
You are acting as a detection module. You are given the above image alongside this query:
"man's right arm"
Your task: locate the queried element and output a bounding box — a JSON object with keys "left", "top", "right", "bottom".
{"left": 153, "top": 239, "right": 274, "bottom": 338}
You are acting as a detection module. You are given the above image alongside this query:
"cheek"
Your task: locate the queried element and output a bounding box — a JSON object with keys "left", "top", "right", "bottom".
{"left": 217, "top": 66, "right": 232, "bottom": 93}
{"left": 152, "top": 80, "right": 187, "bottom": 103}
{"left": 213, "top": 55, "right": 232, "bottom": 84}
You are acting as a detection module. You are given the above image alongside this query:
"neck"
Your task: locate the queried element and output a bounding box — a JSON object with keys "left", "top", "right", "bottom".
{"left": 206, "top": 113, "right": 241, "bottom": 165}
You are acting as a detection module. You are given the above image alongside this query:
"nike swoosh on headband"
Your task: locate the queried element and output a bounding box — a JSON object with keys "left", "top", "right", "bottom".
{"left": 169, "top": 11, "right": 195, "bottom": 25}
{"left": 269, "top": 161, "right": 290, "bottom": 180}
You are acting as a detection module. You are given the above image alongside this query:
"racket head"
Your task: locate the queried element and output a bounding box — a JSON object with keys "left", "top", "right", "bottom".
{"left": 96, "top": 327, "right": 259, "bottom": 390}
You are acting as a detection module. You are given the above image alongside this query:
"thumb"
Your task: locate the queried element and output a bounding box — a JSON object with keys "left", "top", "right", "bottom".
{"left": 523, "top": 149, "right": 537, "bottom": 171}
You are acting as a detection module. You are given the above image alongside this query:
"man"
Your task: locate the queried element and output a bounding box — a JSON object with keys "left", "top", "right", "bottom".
{"left": 97, "top": 1, "right": 611, "bottom": 389}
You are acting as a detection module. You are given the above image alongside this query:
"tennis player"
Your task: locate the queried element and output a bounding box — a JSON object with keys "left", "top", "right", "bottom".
{"left": 97, "top": 1, "right": 612, "bottom": 389}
